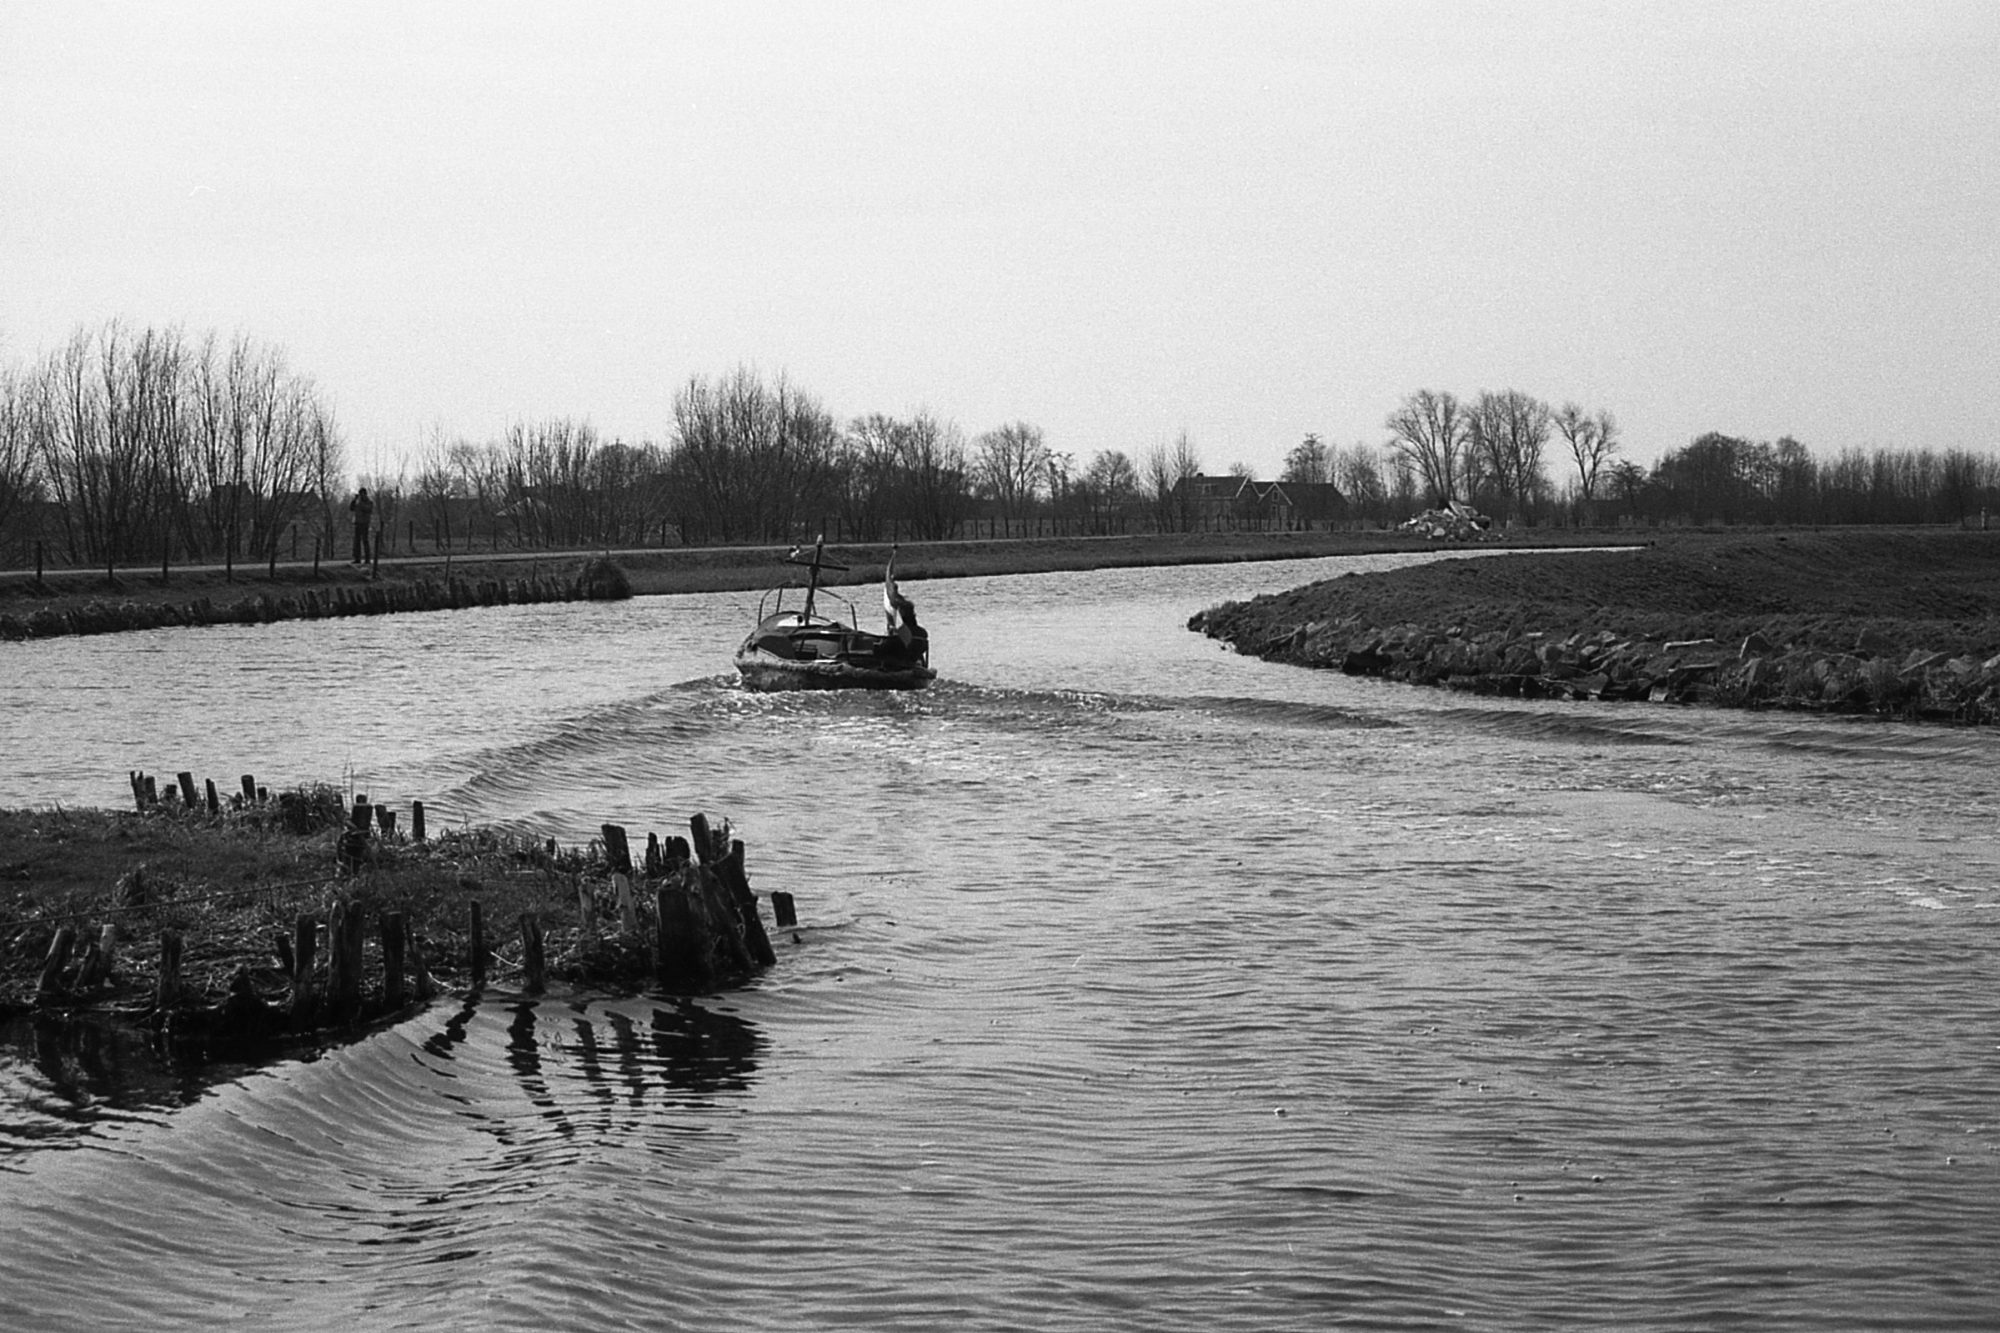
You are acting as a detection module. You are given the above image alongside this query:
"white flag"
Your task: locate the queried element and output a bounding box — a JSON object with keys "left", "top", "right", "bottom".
{"left": 882, "top": 547, "right": 900, "bottom": 633}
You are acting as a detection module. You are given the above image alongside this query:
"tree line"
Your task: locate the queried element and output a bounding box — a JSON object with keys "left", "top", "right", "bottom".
{"left": 7, "top": 325, "right": 1997, "bottom": 569}
{"left": 0, "top": 322, "right": 344, "bottom": 568}
{"left": 1282, "top": 388, "right": 1998, "bottom": 530}
{"left": 263, "top": 368, "right": 1215, "bottom": 554}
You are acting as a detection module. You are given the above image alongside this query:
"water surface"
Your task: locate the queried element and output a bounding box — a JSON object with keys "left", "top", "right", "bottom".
{"left": 3, "top": 551, "right": 1997, "bottom": 1329}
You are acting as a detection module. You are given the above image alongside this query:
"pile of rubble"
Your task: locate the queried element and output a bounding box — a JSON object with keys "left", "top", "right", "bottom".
{"left": 1399, "top": 500, "right": 1492, "bottom": 541}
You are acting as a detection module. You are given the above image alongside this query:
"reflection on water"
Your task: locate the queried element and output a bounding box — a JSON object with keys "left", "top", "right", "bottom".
{"left": 2, "top": 989, "right": 764, "bottom": 1160}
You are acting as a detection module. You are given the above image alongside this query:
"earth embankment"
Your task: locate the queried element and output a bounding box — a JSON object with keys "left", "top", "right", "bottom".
{"left": 1189, "top": 529, "right": 2000, "bottom": 721}
{"left": 0, "top": 529, "right": 1629, "bottom": 641}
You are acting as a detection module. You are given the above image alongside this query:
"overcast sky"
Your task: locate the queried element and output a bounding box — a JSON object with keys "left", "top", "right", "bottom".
{"left": 3, "top": 1, "right": 1994, "bottom": 482}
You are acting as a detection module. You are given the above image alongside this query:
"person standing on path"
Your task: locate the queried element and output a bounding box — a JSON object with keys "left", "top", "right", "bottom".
{"left": 349, "top": 487, "right": 374, "bottom": 564}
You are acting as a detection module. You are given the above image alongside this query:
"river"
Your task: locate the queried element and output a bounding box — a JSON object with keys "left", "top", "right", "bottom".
{"left": 2, "top": 551, "right": 1997, "bottom": 1330}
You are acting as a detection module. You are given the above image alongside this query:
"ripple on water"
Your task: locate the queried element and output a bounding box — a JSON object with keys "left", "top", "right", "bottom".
{"left": 6, "top": 558, "right": 2000, "bottom": 1328}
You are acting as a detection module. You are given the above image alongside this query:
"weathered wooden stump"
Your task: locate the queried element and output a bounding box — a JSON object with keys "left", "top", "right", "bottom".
{"left": 520, "top": 914, "right": 546, "bottom": 994}
{"left": 291, "top": 913, "right": 318, "bottom": 1023}
{"left": 722, "top": 840, "right": 777, "bottom": 967}
{"left": 601, "top": 823, "right": 633, "bottom": 874}
{"left": 37, "top": 925, "right": 76, "bottom": 1001}
{"left": 469, "top": 900, "right": 488, "bottom": 990}
{"left": 156, "top": 930, "right": 184, "bottom": 1010}
{"left": 656, "top": 884, "right": 712, "bottom": 994}
{"left": 381, "top": 911, "right": 407, "bottom": 1008}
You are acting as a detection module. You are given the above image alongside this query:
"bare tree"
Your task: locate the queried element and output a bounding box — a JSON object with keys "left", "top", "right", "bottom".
{"left": 1143, "top": 430, "right": 1204, "bottom": 533}
{"left": 1385, "top": 389, "right": 1469, "bottom": 506}
{"left": 1282, "top": 433, "right": 1331, "bottom": 484}
{"left": 835, "top": 414, "right": 906, "bottom": 542}
{"left": 1332, "top": 441, "right": 1389, "bottom": 524}
{"left": 1467, "top": 389, "right": 1551, "bottom": 524}
{"left": 1081, "top": 448, "right": 1138, "bottom": 534}
{"left": 1553, "top": 403, "right": 1620, "bottom": 507}
{"left": 973, "top": 421, "right": 1050, "bottom": 534}
{"left": 1044, "top": 449, "right": 1078, "bottom": 533}
{"left": 0, "top": 366, "right": 38, "bottom": 561}
{"left": 894, "top": 410, "right": 972, "bottom": 541}
{"left": 668, "top": 367, "right": 838, "bottom": 544}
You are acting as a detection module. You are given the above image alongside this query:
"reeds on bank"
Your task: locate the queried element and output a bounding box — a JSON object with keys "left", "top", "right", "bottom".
{"left": 2, "top": 776, "right": 788, "bottom": 1053}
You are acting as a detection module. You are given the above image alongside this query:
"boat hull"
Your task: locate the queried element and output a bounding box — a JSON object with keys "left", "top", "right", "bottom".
{"left": 733, "top": 651, "right": 936, "bottom": 692}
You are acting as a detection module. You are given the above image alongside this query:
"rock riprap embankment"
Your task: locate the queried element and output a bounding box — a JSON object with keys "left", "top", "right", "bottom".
{"left": 1189, "top": 531, "right": 2000, "bottom": 722}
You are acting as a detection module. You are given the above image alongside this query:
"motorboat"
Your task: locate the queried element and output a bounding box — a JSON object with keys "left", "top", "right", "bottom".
{"left": 734, "top": 539, "right": 935, "bottom": 691}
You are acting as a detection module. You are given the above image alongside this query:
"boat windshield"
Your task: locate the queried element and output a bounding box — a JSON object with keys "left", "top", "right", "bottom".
{"left": 756, "top": 583, "right": 858, "bottom": 627}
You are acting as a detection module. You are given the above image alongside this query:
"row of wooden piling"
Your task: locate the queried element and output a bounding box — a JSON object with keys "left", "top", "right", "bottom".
{"left": 32, "top": 800, "right": 796, "bottom": 1037}
{"left": 128, "top": 769, "right": 429, "bottom": 845}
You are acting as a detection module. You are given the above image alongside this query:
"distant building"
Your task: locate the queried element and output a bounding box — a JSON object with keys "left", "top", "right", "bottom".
{"left": 1171, "top": 474, "right": 1346, "bottom": 531}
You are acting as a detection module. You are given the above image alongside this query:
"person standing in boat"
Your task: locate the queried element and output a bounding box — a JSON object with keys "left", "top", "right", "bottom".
{"left": 889, "top": 592, "right": 927, "bottom": 660}
{"left": 882, "top": 546, "right": 926, "bottom": 660}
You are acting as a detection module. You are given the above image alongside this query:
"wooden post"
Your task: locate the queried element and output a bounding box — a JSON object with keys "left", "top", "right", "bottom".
{"left": 375, "top": 805, "right": 397, "bottom": 840}
{"left": 601, "top": 823, "right": 632, "bottom": 874}
{"left": 157, "top": 930, "right": 184, "bottom": 1010}
{"left": 644, "top": 832, "right": 663, "bottom": 877}
{"left": 330, "top": 903, "right": 364, "bottom": 1020}
{"left": 72, "top": 936, "right": 104, "bottom": 990}
{"left": 723, "top": 840, "right": 777, "bottom": 967}
{"left": 177, "top": 771, "right": 198, "bottom": 808}
{"left": 241, "top": 774, "right": 258, "bottom": 804}
{"left": 130, "top": 770, "right": 147, "bottom": 813}
{"left": 339, "top": 799, "right": 371, "bottom": 871}
{"left": 410, "top": 928, "right": 435, "bottom": 1001}
{"left": 204, "top": 778, "right": 220, "bottom": 816}
{"left": 469, "top": 900, "right": 487, "bottom": 990}
{"left": 688, "top": 813, "right": 714, "bottom": 863}
{"left": 37, "top": 925, "right": 76, "bottom": 1000}
{"left": 143, "top": 775, "right": 157, "bottom": 806}
{"left": 656, "top": 884, "right": 711, "bottom": 993}
{"left": 771, "top": 891, "right": 797, "bottom": 928}
{"left": 699, "top": 867, "right": 755, "bottom": 974}
{"left": 578, "top": 880, "right": 598, "bottom": 941}
{"left": 291, "top": 914, "right": 317, "bottom": 1023}
{"left": 380, "top": 911, "right": 407, "bottom": 1008}
{"left": 411, "top": 800, "right": 426, "bottom": 842}
{"left": 520, "top": 914, "right": 546, "bottom": 994}
{"left": 94, "top": 922, "right": 120, "bottom": 982}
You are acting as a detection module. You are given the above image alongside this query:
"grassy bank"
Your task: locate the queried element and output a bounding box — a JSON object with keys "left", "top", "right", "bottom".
{"left": 0, "top": 528, "right": 1637, "bottom": 640}
{"left": 1, "top": 787, "right": 779, "bottom": 1052}
{"left": 1190, "top": 529, "right": 2000, "bottom": 721}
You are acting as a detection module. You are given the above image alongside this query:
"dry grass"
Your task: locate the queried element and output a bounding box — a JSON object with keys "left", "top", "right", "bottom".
{"left": 0, "top": 794, "right": 630, "bottom": 1017}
